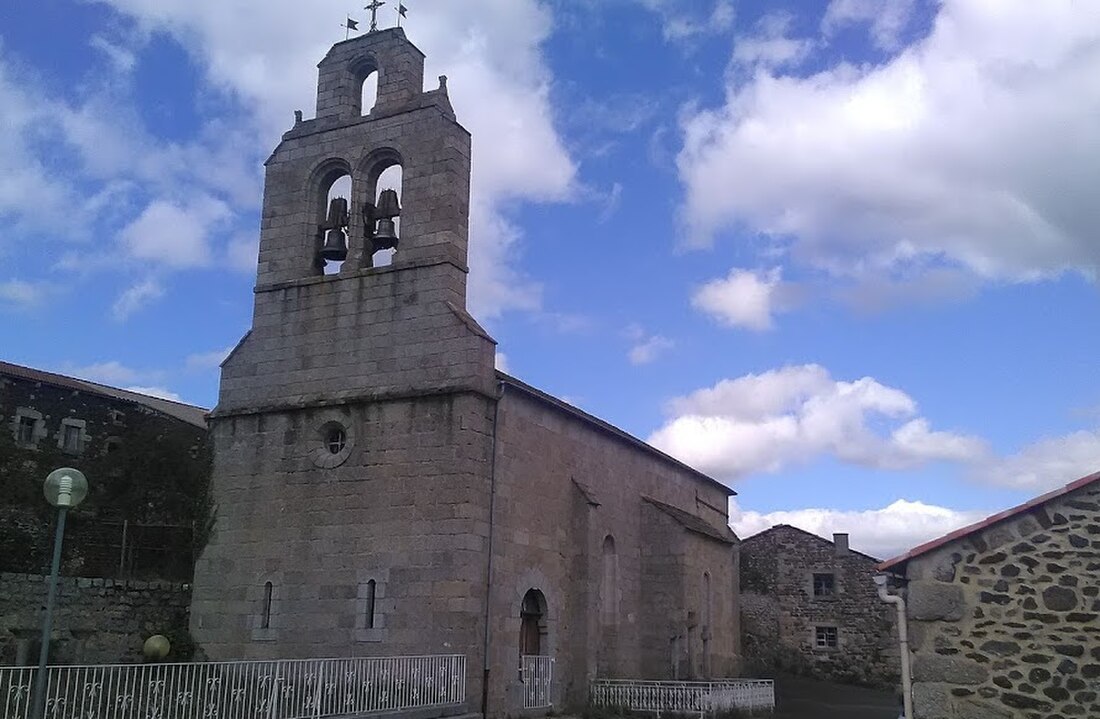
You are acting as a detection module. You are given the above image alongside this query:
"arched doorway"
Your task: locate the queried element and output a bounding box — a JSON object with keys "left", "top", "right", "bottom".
{"left": 520, "top": 588, "right": 546, "bottom": 655}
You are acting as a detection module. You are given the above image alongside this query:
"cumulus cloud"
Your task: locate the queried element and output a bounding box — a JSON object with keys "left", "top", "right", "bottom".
{"left": 124, "top": 385, "right": 184, "bottom": 402}
{"left": 692, "top": 267, "right": 792, "bottom": 331}
{"left": 648, "top": 364, "right": 986, "bottom": 480}
{"left": 732, "top": 498, "right": 988, "bottom": 560}
{"left": 732, "top": 12, "right": 816, "bottom": 70}
{"left": 65, "top": 360, "right": 159, "bottom": 386}
{"left": 678, "top": 2, "right": 1100, "bottom": 291}
{"left": 625, "top": 324, "right": 674, "bottom": 365}
{"left": 119, "top": 196, "right": 231, "bottom": 268}
{"left": 185, "top": 346, "right": 235, "bottom": 371}
{"left": 975, "top": 429, "right": 1100, "bottom": 490}
{"left": 820, "top": 0, "right": 915, "bottom": 51}
{"left": 111, "top": 278, "right": 165, "bottom": 321}
{"left": 494, "top": 351, "right": 510, "bottom": 374}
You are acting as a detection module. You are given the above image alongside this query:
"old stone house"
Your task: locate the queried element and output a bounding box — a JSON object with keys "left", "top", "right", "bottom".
{"left": 187, "top": 28, "right": 742, "bottom": 717}
{"left": 0, "top": 361, "right": 209, "bottom": 664}
{"left": 878, "top": 470, "right": 1100, "bottom": 719}
{"left": 739, "top": 525, "right": 899, "bottom": 687}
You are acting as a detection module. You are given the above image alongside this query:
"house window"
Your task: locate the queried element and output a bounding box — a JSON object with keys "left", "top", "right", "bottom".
{"left": 17, "top": 416, "right": 36, "bottom": 445}
{"left": 815, "top": 626, "right": 838, "bottom": 649}
{"left": 813, "top": 573, "right": 835, "bottom": 597}
{"left": 63, "top": 424, "right": 83, "bottom": 453}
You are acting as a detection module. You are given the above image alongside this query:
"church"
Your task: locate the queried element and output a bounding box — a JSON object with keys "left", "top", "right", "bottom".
{"left": 188, "top": 28, "right": 742, "bottom": 715}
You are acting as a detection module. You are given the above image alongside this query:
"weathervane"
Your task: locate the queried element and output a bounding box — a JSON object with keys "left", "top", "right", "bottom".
{"left": 366, "top": 0, "right": 386, "bottom": 32}
{"left": 341, "top": 15, "right": 360, "bottom": 40}
{"left": 397, "top": 3, "right": 408, "bottom": 27}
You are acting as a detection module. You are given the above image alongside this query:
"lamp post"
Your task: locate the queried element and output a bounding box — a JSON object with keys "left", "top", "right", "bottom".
{"left": 31, "top": 468, "right": 88, "bottom": 719}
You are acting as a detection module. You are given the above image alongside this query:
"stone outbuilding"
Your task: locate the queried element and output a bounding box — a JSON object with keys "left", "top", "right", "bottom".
{"left": 879, "top": 470, "right": 1100, "bottom": 719}
{"left": 0, "top": 361, "right": 209, "bottom": 664}
{"left": 188, "top": 27, "right": 743, "bottom": 717}
{"left": 739, "top": 525, "right": 899, "bottom": 687}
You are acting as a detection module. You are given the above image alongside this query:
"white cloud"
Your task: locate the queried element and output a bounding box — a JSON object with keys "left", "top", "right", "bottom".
{"left": 821, "top": 0, "right": 915, "bottom": 51}
{"left": 225, "top": 232, "right": 259, "bottom": 274}
{"left": 119, "top": 196, "right": 231, "bottom": 268}
{"left": 649, "top": 364, "right": 986, "bottom": 480}
{"left": 124, "top": 385, "right": 183, "bottom": 402}
{"left": 111, "top": 278, "right": 165, "bottom": 321}
{"left": 89, "top": 35, "right": 138, "bottom": 74}
{"left": 65, "top": 360, "right": 158, "bottom": 386}
{"left": 495, "top": 351, "right": 510, "bottom": 374}
{"left": 637, "top": 0, "right": 734, "bottom": 42}
{"left": 625, "top": 324, "right": 674, "bottom": 365}
{"left": 0, "top": 279, "right": 56, "bottom": 310}
{"left": 732, "top": 498, "right": 988, "bottom": 560}
{"left": 185, "top": 346, "right": 235, "bottom": 371}
{"left": 91, "top": 0, "right": 577, "bottom": 320}
{"left": 678, "top": 2, "right": 1100, "bottom": 291}
{"left": 692, "top": 267, "right": 789, "bottom": 331}
{"left": 975, "top": 429, "right": 1100, "bottom": 491}
{"left": 732, "top": 12, "right": 816, "bottom": 70}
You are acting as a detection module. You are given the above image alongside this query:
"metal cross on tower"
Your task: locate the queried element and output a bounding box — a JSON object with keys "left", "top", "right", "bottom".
{"left": 366, "top": 0, "right": 386, "bottom": 32}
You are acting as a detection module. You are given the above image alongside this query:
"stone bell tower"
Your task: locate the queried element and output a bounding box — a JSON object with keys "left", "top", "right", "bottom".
{"left": 190, "top": 28, "right": 498, "bottom": 677}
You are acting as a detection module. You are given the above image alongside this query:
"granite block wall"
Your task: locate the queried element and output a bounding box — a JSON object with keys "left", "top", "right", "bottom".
{"left": 903, "top": 481, "right": 1100, "bottom": 719}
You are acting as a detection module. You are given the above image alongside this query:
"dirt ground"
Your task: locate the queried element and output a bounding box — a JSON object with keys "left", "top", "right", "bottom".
{"left": 772, "top": 675, "right": 901, "bottom": 719}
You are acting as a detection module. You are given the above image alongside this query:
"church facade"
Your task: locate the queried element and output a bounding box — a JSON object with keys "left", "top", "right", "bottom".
{"left": 188, "top": 29, "right": 741, "bottom": 715}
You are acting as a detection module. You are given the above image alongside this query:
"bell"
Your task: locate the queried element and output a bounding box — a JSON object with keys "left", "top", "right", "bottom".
{"left": 320, "top": 228, "right": 348, "bottom": 261}
{"left": 372, "top": 218, "right": 399, "bottom": 251}
{"left": 375, "top": 189, "right": 401, "bottom": 219}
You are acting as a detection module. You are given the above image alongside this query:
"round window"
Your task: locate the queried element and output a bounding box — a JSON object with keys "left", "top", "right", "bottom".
{"left": 311, "top": 419, "right": 354, "bottom": 469}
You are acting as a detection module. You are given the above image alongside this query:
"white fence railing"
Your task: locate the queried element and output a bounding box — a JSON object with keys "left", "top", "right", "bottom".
{"left": 519, "top": 655, "right": 553, "bottom": 709}
{"left": 1, "top": 654, "right": 466, "bottom": 719}
{"left": 590, "top": 679, "right": 775, "bottom": 716}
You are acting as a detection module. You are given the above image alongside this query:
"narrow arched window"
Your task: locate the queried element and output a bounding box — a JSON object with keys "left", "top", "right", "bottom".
{"left": 368, "top": 164, "right": 403, "bottom": 267}
{"left": 703, "top": 572, "right": 712, "bottom": 629}
{"left": 319, "top": 174, "right": 352, "bottom": 275}
{"left": 261, "top": 581, "right": 273, "bottom": 629}
{"left": 601, "top": 535, "right": 618, "bottom": 625}
{"left": 366, "top": 579, "right": 377, "bottom": 629}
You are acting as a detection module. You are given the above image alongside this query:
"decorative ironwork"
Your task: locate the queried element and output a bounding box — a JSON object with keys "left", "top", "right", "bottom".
{"left": 520, "top": 655, "right": 553, "bottom": 709}
{"left": 0, "top": 654, "right": 466, "bottom": 719}
{"left": 590, "top": 678, "right": 776, "bottom": 717}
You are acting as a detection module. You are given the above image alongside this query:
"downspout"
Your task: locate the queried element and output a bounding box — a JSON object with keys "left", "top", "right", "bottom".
{"left": 875, "top": 574, "right": 912, "bottom": 719}
{"left": 481, "top": 381, "right": 505, "bottom": 717}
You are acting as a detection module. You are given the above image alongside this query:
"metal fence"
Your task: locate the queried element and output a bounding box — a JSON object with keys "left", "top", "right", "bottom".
{"left": 1, "top": 655, "right": 467, "bottom": 719}
{"left": 590, "top": 679, "right": 775, "bottom": 716}
{"left": 519, "top": 655, "right": 553, "bottom": 709}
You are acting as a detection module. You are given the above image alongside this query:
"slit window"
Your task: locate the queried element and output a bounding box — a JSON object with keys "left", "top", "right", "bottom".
{"left": 366, "top": 579, "right": 377, "bottom": 629}
{"left": 261, "top": 581, "right": 273, "bottom": 629}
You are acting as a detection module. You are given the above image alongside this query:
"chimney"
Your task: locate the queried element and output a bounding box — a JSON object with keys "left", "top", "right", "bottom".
{"left": 834, "top": 533, "right": 849, "bottom": 556}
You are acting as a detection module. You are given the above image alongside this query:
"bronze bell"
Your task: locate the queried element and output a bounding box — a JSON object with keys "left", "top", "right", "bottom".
{"left": 372, "top": 218, "right": 399, "bottom": 251}
{"left": 320, "top": 228, "right": 348, "bottom": 261}
{"left": 319, "top": 197, "right": 350, "bottom": 262}
{"left": 375, "top": 189, "right": 401, "bottom": 218}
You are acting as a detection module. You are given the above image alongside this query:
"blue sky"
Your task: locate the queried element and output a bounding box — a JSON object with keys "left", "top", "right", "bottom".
{"left": 2, "top": 0, "right": 1098, "bottom": 557}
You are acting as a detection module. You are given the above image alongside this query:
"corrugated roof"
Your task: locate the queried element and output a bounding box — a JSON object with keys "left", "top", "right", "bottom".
{"left": 642, "top": 496, "right": 739, "bottom": 544}
{"left": 878, "top": 470, "right": 1100, "bottom": 573}
{"left": 497, "top": 371, "right": 735, "bottom": 498}
{"left": 1, "top": 361, "right": 209, "bottom": 428}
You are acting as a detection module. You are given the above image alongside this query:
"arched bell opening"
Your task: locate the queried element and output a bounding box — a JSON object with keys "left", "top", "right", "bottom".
{"left": 350, "top": 56, "right": 379, "bottom": 117}
{"left": 358, "top": 149, "right": 404, "bottom": 269}
{"left": 318, "top": 172, "right": 352, "bottom": 275}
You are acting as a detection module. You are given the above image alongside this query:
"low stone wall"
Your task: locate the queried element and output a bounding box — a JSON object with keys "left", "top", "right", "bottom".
{"left": 903, "top": 481, "right": 1100, "bottom": 718}
{"left": 0, "top": 572, "right": 192, "bottom": 665}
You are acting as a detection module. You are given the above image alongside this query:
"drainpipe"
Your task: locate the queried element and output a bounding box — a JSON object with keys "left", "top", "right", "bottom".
{"left": 874, "top": 574, "right": 912, "bottom": 719}
{"left": 482, "top": 381, "right": 505, "bottom": 717}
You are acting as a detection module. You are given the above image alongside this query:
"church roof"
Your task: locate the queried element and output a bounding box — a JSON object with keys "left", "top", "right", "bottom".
{"left": 497, "top": 371, "right": 734, "bottom": 498}
{"left": 741, "top": 524, "right": 881, "bottom": 563}
{"left": 0, "top": 361, "right": 209, "bottom": 429}
{"left": 642, "top": 496, "right": 739, "bottom": 544}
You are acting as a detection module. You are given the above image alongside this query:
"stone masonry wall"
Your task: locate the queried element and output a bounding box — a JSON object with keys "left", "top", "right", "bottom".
{"left": 0, "top": 572, "right": 191, "bottom": 665}
{"left": 739, "top": 526, "right": 899, "bottom": 688}
{"left": 903, "top": 480, "right": 1100, "bottom": 719}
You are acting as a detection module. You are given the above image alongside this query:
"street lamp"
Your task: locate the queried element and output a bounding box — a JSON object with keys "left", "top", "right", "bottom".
{"left": 31, "top": 468, "right": 88, "bottom": 719}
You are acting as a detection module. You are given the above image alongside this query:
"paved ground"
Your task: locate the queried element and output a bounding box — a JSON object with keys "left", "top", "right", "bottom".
{"left": 773, "top": 675, "right": 901, "bottom": 719}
